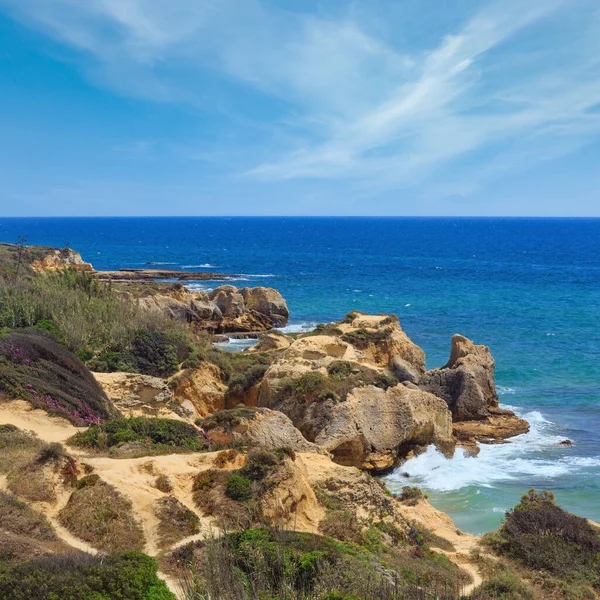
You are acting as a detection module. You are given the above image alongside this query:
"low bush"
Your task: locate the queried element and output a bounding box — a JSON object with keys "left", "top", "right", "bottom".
{"left": 227, "top": 363, "right": 269, "bottom": 396}
{"left": 484, "top": 489, "right": 600, "bottom": 590}
{"left": 0, "top": 551, "right": 176, "bottom": 599}
{"left": 474, "top": 570, "right": 536, "bottom": 600}
{"left": 240, "top": 448, "right": 284, "bottom": 481}
{"left": 225, "top": 473, "right": 253, "bottom": 502}
{"left": 58, "top": 478, "right": 145, "bottom": 552}
{"left": 69, "top": 417, "right": 208, "bottom": 457}
{"left": 341, "top": 327, "right": 392, "bottom": 350}
{"left": 0, "top": 491, "right": 57, "bottom": 542}
{"left": 155, "top": 474, "right": 173, "bottom": 493}
{"left": 398, "top": 486, "right": 426, "bottom": 505}
{"left": 155, "top": 496, "right": 200, "bottom": 549}
{"left": 196, "top": 406, "right": 259, "bottom": 431}
{"left": 280, "top": 366, "right": 398, "bottom": 404}
{"left": 0, "top": 330, "right": 114, "bottom": 424}
{"left": 215, "top": 449, "right": 238, "bottom": 467}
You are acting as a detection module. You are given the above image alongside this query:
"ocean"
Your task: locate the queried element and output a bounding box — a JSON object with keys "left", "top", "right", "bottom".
{"left": 1, "top": 216, "right": 599, "bottom": 535}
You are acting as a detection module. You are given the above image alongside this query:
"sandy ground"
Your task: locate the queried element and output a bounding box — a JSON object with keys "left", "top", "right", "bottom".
{"left": 0, "top": 399, "right": 489, "bottom": 598}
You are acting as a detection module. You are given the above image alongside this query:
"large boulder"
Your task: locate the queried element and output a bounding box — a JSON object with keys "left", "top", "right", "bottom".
{"left": 257, "top": 327, "right": 453, "bottom": 471}
{"left": 197, "top": 406, "right": 327, "bottom": 454}
{"left": 274, "top": 385, "right": 453, "bottom": 471}
{"left": 418, "top": 334, "right": 498, "bottom": 421}
{"left": 240, "top": 287, "right": 290, "bottom": 327}
{"left": 173, "top": 363, "right": 227, "bottom": 418}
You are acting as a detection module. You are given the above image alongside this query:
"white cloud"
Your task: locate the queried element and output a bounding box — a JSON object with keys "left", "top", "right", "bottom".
{"left": 2, "top": 0, "right": 600, "bottom": 198}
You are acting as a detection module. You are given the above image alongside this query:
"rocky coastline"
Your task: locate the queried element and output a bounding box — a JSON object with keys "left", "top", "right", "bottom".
{"left": 3, "top": 242, "right": 596, "bottom": 600}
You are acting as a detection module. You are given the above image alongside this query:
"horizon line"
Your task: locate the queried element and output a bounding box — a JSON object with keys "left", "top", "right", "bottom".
{"left": 2, "top": 215, "right": 600, "bottom": 220}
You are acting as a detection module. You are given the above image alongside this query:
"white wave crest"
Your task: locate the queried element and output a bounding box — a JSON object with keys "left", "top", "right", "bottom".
{"left": 385, "top": 408, "right": 584, "bottom": 493}
{"left": 182, "top": 264, "right": 219, "bottom": 269}
{"left": 276, "top": 322, "right": 317, "bottom": 334}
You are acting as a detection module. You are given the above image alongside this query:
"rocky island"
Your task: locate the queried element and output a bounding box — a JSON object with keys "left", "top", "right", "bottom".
{"left": 0, "top": 242, "right": 597, "bottom": 600}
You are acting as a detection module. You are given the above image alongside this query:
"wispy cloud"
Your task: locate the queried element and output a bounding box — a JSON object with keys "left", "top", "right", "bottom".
{"left": 2, "top": 0, "right": 600, "bottom": 200}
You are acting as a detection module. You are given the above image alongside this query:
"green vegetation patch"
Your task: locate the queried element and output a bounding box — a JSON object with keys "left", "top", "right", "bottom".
{"left": 0, "top": 425, "right": 44, "bottom": 474}
{"left": 169, "top": 526, "right": 466, "bottom": 600}
{"left": 0, "top": 551, "right": 175, "bottom": 600}
{"left": 0, "top": 268, "right": 203, "bottom": 379}
{"left": 196, "top": 406, "right": 260, "bottom": 431}
{"left": 279, "top": 364, "right": 398, "bottom": 404}
{"left": 69, "top": 417, "right": 209, "bottom": 457}
{"left": 340, "top": 327, "right": 393, "bottom": 350}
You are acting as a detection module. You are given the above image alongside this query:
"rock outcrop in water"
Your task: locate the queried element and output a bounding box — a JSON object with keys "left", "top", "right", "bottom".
{"left": 418, "top": 334, "right": 498, "bottom": 421}
{"left": 257, "top": 315, "right": 454, "bottom": 471}
{"left": 418, "top": 334, "right": 529, "bottom": 444}
{"left": 137, "top": 284, "right": 289, "bottom": 333}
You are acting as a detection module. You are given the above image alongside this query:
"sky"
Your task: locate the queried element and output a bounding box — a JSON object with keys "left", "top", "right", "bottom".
{"left": 0, "top": 0, "right": 599, "bottom": 217}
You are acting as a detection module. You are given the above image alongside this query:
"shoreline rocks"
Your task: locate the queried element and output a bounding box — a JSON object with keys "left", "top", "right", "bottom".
{"left": 137, "top": 285, "right": 289, "bottom": 333}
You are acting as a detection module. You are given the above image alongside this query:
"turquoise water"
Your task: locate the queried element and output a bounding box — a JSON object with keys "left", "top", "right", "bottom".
{"left": 1, "top": 217, "right": 599, "bottom": 533}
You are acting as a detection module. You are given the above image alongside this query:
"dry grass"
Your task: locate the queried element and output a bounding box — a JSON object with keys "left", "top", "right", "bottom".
{"left": 155, "top": 474, "right": 173, "bottom": 493}
{"left": 58, "top": 477, "right": 145, "bottom": 552}
{"left": 6, "top": 463, "right": 57, "bottom": 503}
{"left": 155, "top": 496, "right": 200, "bottom": 549}
{"left": 5, "top": 441, "right": 71, "bottom": 504}
{"left": 0, "top": 424, "right": 44, "bottom": 474}
{"left": 0, "top": 491, "right": 72, "bottom": 565}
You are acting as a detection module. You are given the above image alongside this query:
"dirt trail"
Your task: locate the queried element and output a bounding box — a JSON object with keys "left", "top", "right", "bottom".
{"left": 0, "top": 400, "right": 83, "bottom": 443}
{"left": 397, "top": 499, "right": 485, "bottom": 595}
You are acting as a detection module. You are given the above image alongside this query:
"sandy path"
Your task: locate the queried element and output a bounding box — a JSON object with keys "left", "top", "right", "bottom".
{"left": 397, "top": 499, "right": 485, "bottom": 595}
{"left": 0, "top": 400, "right": 83, "bottom": 443}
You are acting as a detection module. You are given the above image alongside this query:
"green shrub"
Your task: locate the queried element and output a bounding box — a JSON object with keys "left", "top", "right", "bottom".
{"left": 485, "top": 488, "right": 600, "bottom": 586}
{"left": 155, "top": 496, "right": 200, "bottom": 549}
{"left": 0, "top": 551, "right": 175, "bottom": 599}
{"left": 225, "top": 473, "right": 253, "bottom": 502}
{"left": 196, "top": 406, "right": 259, "bottom": 431}
{"left": 227, "top": 363, "right": 269, "bottom": 395}
{"left": 398, "top": 486, "right": 426, "bottom": 505}
{"left": 326, "top": 361, "right": 355, "bottom": 378}
{"left": 59, "top": 479, "right": 145, "bottom": 553}
{"left": 155, "top": 474, "right": 173, "bottom": 493}
{"left": 69, "top": 417, "right": 208, "bottom": 457}
{"left": 341, "top": 328, "right": 392, "bottom": 349}
{"left": 240, "top": 449, "right": 284, "bottom": 481}
{"left": 475, "top": 570, "right": 536, "bottom": 600}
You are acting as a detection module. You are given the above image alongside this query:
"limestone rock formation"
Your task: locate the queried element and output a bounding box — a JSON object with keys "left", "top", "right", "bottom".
{"left": 198, "top": 407, "right": 327, "bottom": 454}
{"left": 92, "top": 372, "right": 183, "bottom": 420}
{"left": 137, "top": 285, "right": 289, "bottom": 333}
{"left": 419, "top": 334, "right": 498, "bottom": 421}
{"left": 172, "top": 363, "right": 227, "bottom": 418}
{"left": 247, "top": 332, "right": 292, "bottom": 353}
{"left": 30, "top": 248, "right": 94, "bottom": 273}
{"left": 338, "top": 313, "right": 426, "bottom": 374}
{"left": 257, "top": 326, "right": 453, "bottom": 471}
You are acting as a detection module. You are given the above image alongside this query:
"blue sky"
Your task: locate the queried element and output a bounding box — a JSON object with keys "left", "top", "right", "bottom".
{"left": 1, "top": 0, "right": 599, "bottom": 216}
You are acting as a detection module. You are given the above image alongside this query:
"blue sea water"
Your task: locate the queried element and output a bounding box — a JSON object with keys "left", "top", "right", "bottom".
{"left": 1, "top": 217, "right": 599, "bottom": 534}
